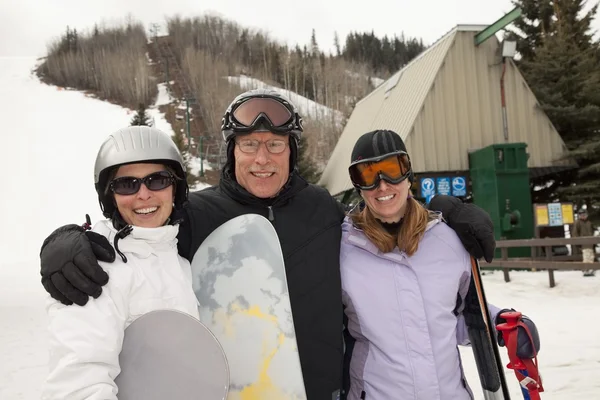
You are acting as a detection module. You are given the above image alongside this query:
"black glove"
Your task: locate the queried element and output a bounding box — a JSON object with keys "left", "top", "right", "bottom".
{"left": 428, "top": 195, "right": 495, "bottom": 263}
{"left": 495, "top": 309, "right": 541, "bottom": 359}
{"left": 40, "top": 224, "right": 115, "bottom": 306}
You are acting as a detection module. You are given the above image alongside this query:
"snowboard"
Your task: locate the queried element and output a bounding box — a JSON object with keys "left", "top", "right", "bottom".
{"left": 191, "top": 214, "right": 307, "bottom": 399}
{"left": 115, "top": 309, "right": 229, "bottom": 400}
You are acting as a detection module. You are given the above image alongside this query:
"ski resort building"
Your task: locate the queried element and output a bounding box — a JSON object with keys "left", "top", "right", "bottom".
{"left": 319, "top": 18, "right": 575, "bottom": 254}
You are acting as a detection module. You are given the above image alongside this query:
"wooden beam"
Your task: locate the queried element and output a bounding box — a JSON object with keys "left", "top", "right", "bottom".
{"left": 495, "top": 236, "right": 600, "bottom": 248}
{"left": 482, "top": 261, "right": 600, "bottom": 270}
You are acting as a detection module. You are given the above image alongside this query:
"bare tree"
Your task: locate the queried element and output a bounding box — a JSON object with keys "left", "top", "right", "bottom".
{"left": 40, "top": 20, "right": 154, "bottom": 108}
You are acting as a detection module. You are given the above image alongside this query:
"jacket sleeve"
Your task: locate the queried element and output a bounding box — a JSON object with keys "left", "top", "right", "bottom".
{"left": 572, "top": 221, "right": 580, "bottom": 237}
{"left": 42, "top": 274, "right": 129, "bottom": 400}
{"left": 455, "top": 260, "right": 471, "bottom": 346}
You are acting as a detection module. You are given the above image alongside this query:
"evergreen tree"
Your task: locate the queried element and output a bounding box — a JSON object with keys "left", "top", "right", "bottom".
{"left": 57, "top": 26, "right": 79, "bottom": 54}
{"left": 130, "top": 103, "right": 152, "bottom": 126}
{"left": 513, "top": 0, "right": 600, "bottom": 219}
{"left": 310, "top": 29, "right": 319, "bottom": 56}
{"left": 297, "top": 136, "right": 321, "bottom": 184}
{"left": 509, "top": 0, "right": 555, "bottom": 60}
{"left": 333, "top": 31, "right": 341, "bottom": 57}
{"left": 342, "top": 31, "right": 426, "bottom": 73}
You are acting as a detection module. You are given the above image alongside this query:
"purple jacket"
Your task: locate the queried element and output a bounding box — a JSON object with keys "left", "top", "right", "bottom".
{"left": 341, "top": 216, "right": 501, "bottom": 400}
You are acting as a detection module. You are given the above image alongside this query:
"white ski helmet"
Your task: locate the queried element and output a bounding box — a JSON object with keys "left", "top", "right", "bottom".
{"left": 94, "top": 126, "right": 188, "bottom": 219}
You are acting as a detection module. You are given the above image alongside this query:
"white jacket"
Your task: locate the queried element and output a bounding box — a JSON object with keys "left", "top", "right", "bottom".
{"left": 42, "top": 220, "right": 200, "bottom": 400}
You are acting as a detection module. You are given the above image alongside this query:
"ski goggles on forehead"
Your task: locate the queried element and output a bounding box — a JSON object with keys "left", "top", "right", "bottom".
{"left": 226, "top": 97, "right": 298, "bottom": 133}
{"left": 109, "top": 171, "right": 175, "bottom": 195}
{"left": 349, "top": 152, "right": 412, "bottom": 190}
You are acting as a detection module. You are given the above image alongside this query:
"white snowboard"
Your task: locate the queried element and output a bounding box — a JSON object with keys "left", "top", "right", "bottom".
{"left": 191, "top": 214, "right": 307, "bottom": 399}
{"left": 115, "top": 309, "right": 229, "bottom": 400}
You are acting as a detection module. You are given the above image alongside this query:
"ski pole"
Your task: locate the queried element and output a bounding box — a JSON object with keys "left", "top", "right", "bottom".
{"left": 496, "top": 311, "right": 544, "bottom": 400}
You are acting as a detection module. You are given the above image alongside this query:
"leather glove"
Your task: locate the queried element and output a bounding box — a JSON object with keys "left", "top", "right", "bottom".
{"left": 428, "top": 195, "right": 496, "bottom": 263}
{"left": 496, "top": 309, "right": 541, "bottom": 359}
{"left": 40, "top": 224, "right": 114, "bottom": 306}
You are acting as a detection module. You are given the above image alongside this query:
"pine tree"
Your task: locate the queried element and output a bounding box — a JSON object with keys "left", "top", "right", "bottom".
{"left": 296, "top": 136, "right": 321, "bottom": 184}
{"left": 513, "top": 0, "right": 600, "bottom": 220}
{"left": 341, "top": 31, "right": 425, "bottom": 73}
{"left": 509, "top": 0, "right": 555, "bottom": 60}
{"left": 521, "top": 34, "right": 600, "bottom": 143}
{"left": 130, "top": 103, "right": 152, "bottom": 126}
{"left": 333, "top": 31, "right": 341, "bottom": 57}
{"left": 310, "top": 29, "right": 319, "bottom": 57}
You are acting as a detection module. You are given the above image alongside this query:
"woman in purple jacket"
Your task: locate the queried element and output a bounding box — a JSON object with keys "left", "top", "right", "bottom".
{"left": 340, "top": 129, "right": 540, "bottom": 400}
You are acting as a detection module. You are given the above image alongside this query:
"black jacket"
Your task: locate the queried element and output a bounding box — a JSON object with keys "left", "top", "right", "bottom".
{"left": 178, "top": 169, "right": 345, "bottom": 400}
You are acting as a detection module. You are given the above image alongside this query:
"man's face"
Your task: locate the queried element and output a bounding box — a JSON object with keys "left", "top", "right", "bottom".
{"left": 233, "top": 131, "right": 291, "bottom": 198}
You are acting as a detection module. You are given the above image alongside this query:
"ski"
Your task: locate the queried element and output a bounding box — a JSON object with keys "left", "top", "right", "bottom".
{"left": 463, "top": 257, "right": 511, "bottom": 400}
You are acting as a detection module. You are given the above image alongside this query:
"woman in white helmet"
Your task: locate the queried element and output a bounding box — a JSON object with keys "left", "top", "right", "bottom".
{"left": 42, "top": 126, "right": 200, "bottom": 399}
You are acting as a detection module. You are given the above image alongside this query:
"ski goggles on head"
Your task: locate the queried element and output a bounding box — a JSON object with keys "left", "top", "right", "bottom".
{"left": 349, "top": 151, "right": 412, "bottom": 190}
{"left": 224, "top": 96, "right": 301, "bottom": 134}
{"left": 109, "top": 171, "right": 175, "bottom": 195}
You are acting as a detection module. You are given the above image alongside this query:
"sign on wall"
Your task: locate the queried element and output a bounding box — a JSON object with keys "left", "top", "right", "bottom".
{"left": 561, "top": 204, "right": 574, "bottom": 224}
{"left": 533, "top": 203, "right": 575, "bottom": 227}
{"left": 451, "top": 177, "right": 467, "bottom": 196}
{"left": 534, "top": 204, "right": 549, "bottom": 226}
{"left": 420, "top": 178, "right": 436, "bottom": 204}
{"left": 436, "top": 177, "right": 451, "bottom": 196}
{"left": 547, "top": 203, "right": 564, "bottom": 226}
{"left": 419, "top": 175, "right": 468, "bottom": 203}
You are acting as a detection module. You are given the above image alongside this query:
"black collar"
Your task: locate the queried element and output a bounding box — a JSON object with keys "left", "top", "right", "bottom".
{"left": 219, "top": 166, "right": 308, "bottom": 208}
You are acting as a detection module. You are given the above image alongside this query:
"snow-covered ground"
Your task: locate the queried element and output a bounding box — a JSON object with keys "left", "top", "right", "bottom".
{"left": 459, "top": 269, "right": 600, "bottom": 399}
{"left": 1, "top": 57, "right": 599, "bottom": 399}
{"left": 151, "top": 81, "right": 213, "bottom": 190}
{"left": 0, "top": 56, "right": 192, "bottom": 399}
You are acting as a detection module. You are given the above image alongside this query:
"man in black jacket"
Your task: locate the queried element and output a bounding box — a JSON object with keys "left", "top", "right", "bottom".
{"left": 40, "top": 88, "right": 496, "bottom": 400}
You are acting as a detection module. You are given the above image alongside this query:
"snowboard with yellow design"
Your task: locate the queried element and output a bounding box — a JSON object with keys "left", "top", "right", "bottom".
{"left": 191, "top": 214, "right": 307, "bottom": 399}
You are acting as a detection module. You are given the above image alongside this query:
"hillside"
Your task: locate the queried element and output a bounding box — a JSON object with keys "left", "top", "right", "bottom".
{"left": 35, "top": 15, "right": 426, "bottom": 186}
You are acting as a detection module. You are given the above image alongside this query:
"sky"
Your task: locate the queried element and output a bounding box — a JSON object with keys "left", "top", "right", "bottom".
{"left": 2, "top": 0, "right": 600, "bottom": 58}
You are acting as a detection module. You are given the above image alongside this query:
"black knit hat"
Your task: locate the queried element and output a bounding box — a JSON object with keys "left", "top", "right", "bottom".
{"left": 351, "top": 129, "right": 408, "bottom": 163}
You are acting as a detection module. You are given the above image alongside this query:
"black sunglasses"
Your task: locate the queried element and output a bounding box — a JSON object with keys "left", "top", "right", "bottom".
{"left": 110, "top": 171, "right": 175, "bottom": 196}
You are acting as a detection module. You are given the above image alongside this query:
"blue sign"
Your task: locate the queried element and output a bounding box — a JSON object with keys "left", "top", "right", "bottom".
{"left": 451, "top": 176, "right": 467, "bottom": 197}
{"left": 436, "top": 177, "right": 451, "bottom": 196}
{"left": 548, "top": 203, "right": 563, "bottom": 226}
{"left": 420, "top": 178, "right": 435, "bottom": 204}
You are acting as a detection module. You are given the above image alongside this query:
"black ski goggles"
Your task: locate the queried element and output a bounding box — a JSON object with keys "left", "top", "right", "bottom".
{"left": 349, "top": 152, "right": 412, "bottom": 191}
{"left": 109, "top": 171, "right": 175, "bottom": 195}
{"left": 223, "top": 96, "right": 302, "bottom": 134}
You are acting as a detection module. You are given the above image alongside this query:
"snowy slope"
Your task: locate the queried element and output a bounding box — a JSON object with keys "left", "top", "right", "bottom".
{"left": 0, "top": 57, "right": 599, "bottom": 400}
{"left": 0, "top": 56, "right": 184, "bottom": 399}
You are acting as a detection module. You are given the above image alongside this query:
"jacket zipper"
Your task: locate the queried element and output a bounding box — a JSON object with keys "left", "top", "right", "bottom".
{"left": 267, "top": 206, "right": 274, "bottom": 221}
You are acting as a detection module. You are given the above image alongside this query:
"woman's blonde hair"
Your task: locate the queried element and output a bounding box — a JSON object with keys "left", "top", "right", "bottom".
{"left": 351, "top": 196, "right": 438, "bottom": 255}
